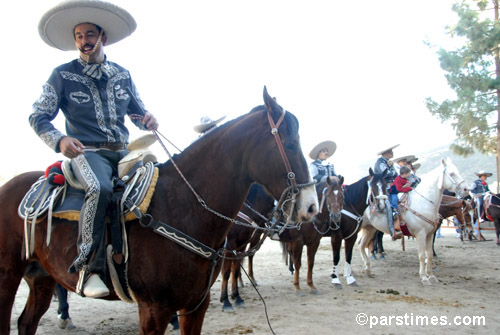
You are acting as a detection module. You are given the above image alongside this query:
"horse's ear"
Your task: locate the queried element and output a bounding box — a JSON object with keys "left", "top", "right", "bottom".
{"left": 263, "top": 86, "right": 280, "bottom": 114}
{"left": 441, "top": 157, "right": 447, "bottom": 167}
{"left": 340, "top": 175, "right": 344, "bottom": 185}
{"left": 369, "top": 168, "right": 374, "bottom": 177}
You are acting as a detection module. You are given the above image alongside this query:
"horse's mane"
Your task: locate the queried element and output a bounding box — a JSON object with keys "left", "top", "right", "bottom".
{"left": 156, "top": 104, "right": 299, "bottom": 171}
{"left": 344, "top": 176, "right": 369, "bottom": 206}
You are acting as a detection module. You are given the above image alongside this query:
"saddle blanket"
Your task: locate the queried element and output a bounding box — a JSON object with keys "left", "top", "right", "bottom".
{"left": 18, "top": 161, "right": 158, "bottom": 223}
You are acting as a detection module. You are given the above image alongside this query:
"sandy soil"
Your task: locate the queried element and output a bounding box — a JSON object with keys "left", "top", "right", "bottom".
{"left": 10, "top": 227, "right": 500, "bottom": 335}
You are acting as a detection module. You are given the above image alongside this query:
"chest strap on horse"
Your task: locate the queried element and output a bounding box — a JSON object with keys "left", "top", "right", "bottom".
{"left": 124, "top": 199, "right": 222, "bottom": 261}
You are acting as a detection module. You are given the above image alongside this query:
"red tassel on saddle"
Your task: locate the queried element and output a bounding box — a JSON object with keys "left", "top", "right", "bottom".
{"left": 400, "top": 222, "right": 412, "bottom": 237}
{"left": 45, "top": 161, "right": 66, "bottom": 186}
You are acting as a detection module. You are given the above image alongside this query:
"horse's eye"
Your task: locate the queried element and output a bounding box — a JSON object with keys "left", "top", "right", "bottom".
{"left": 284, "top": 142, "right": 298, "bottom": 152}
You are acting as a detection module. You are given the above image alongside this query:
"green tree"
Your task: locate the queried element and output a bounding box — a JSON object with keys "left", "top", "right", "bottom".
{"left": 426, "top": 0, "right": 500, "bottom": 189}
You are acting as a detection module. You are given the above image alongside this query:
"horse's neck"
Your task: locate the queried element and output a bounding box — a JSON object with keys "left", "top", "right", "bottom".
{"left": 347, "top": 185, "right": 369, "bottom": 215}
{"left": 412, "top": 173, "right": 444, "bottom": 215}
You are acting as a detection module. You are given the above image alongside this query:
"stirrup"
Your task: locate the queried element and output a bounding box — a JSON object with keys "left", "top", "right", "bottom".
{"left": 82, "top": 274, "right": 110, "bottom": 298}
{"left": 392, "top": 230, "right": 403, "bottom": 240}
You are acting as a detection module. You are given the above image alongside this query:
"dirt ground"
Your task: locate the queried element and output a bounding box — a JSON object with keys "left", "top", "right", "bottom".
{"left": 10, "top": 227, "right": 500, "bottom": 335}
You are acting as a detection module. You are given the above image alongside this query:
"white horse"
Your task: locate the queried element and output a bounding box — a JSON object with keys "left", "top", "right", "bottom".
{"left": 358, "top": 158, "right": 469, "bottom": 285}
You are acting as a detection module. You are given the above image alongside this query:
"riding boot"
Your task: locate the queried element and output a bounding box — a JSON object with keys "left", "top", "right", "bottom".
{"left": 392, "top": 212, "right": 403, "bottom": 240}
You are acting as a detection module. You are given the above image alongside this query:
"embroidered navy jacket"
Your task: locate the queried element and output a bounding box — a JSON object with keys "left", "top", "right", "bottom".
{"left": 30, "top": 58, "right": 148, "bottom": 152}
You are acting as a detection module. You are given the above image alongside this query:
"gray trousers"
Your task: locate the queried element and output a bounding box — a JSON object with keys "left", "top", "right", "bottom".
{"left": 68, "top": 149, "right": 128, "bottom": 276}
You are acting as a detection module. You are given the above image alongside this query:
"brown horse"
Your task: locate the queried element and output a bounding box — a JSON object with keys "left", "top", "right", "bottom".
{"left": 331, "top": 168, "right": 387, "bottom": 288}
{"left": 281, "top": 175, "right": 344, "bottom": 295}
{"left": 432, "top": 195, "right": 474, "bottom": 257}
{"left": 484, "top": 193, "right": 500, "bottom": 245}
{"left": 219, "top": 183, "right": 274, "bottom": 312}
{"left": 0, "top": 87, "right": 319, "bottom": 335}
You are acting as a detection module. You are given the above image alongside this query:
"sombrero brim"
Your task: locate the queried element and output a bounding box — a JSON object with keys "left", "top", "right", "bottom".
{"left": 127, "top": 134, "right": 157, "bottom": 151}
{"left": 193, "top": 116, "right": 226, "bottom": 133}
{"left": 475, "top": 171, "right": 492, "bottom": 177}
{"left": 394, "top": 155, "right": 415, "bottom": 163}
{"left": 39, "top": 0, "right": 137, "bottom": 51}
{"left": 412, "top": 163, "right": 421, "bottom": 170}
{"left": 309, "top": 141, "right": 336, "bottom": 160}
{"left": 377, "top": 144, "right": 400, "bottom": 156}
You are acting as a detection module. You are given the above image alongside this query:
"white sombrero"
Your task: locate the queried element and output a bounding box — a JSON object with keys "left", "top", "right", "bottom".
{"left": 38, "top": 0, "right": 137, "bottom": 51}
{"left": 412, "top": 163, "right": 421, "bottom": 171}
{"left": 394, "top": 155, "right": 415, "bottom": 164}
{"left": 475, "top": 170, "right": 492, "bottom": 177}
{"left": 377, "top": 144, "right": 400, "bottom": 156}
{"left": 193, "top": 116, "right": 226, "bottom": 133}
{"left": 309, "top": 141, "right": 336, "bottom": 160}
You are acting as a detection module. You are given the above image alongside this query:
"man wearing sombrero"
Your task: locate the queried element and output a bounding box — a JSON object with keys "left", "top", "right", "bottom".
{"left": 471, "top": 170, "right": 492, "bottom": 222}
{"left": 308, "top": 140, "right": 337, "bottom": 184}
{"left": 30, "top": 0, "right": 159, "bottom": 298}
{"left": 374, "top": 144, "right": 399, "bottom": 184}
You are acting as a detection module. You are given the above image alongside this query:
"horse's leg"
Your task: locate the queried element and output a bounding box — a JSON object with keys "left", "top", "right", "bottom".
{"left": 219, "top": 258, "right": 234, "bottom": 312}
{"left": 0, "top": 267, "right": 24, "bottom": 334}
{"left": 358, "top": 227, "right": 375, "bottom": 276}
{"left": 330, "top": 232, "right": 342, "bottom": 288}
{"left": 177, "top": 295, "right": 210, "bottom": 335}
{"left": 344, "top": 234, "right": 358, "bottom": 286}
{"left": 495, "top": 218, "right": 500, "bottom": 246}
{"left": 415, "top": 232, "right": 431, "bottom": 285}
{"left": 137, "top": 301, "right": 173, "bottom": 335}
{"left": 290, "top": 241, "right": 304, "bottom": 296}
{"left": 306, "top": 240, "right": 320, "bottom": 295}
{"left": 18, "top": 263, "right": 58, "bottom": 335}
{"left": 247, "top": 254, "right": 257, "bottom": 286}
{"left": 230, "top": 260, "right": 245, "bottom": 307}
{"left": 432, "top": 227, "right": 438, "bottom": 258}
{"left": 425, "top": 232, "right": 438, "bottom": 283}
{"left": 55, "top": 283, "right": 75, "bottom": 329}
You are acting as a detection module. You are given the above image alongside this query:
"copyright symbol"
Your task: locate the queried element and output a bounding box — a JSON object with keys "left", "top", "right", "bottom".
{"left": 356, "top": 313, "right": 368, "bottom": 326}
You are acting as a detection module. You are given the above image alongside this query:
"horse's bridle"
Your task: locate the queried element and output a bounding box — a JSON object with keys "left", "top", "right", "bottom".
{"left": 443, "top": 167, "right": 467, "bottom": 195}
{"left": 266, "top": 107, "right": 298, "bottom": 192}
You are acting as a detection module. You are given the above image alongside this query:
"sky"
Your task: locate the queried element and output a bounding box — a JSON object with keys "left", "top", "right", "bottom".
{"left": 0, "top": 0, "right": 461, "bottom": 184}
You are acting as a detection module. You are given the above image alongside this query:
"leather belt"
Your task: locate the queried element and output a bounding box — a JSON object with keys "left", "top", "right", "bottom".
{"left": 81, "top": 142, "right": 127, "bottom": 151}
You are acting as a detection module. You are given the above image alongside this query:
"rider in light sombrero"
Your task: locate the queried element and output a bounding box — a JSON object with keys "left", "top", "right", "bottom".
{"left": 193, "top": 115, "right": 226, "bottom": 136}
{"left": 31, "top": 0, "right": 159, "bottom": 298}
{"left": 471, "top": 170, "right": 492, "bottom": 222}
{"left": 308, "top": 140, "right": 337, "bottom": 184}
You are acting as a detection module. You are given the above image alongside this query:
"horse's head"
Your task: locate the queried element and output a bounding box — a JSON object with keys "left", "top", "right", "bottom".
{"left": 440, "top": 158, "right": 469, "bottom": 198}
{"left": 245, "top": 87, "right": 318, "bottom": 223}
{"left": 463, "top": 199, "right": 474, "bottom": 229}
{"left": 322, "top": 175, "right": 344, "bottom": 224}
{"left": 368, "top": 167, "right": 388, "bottom": 212}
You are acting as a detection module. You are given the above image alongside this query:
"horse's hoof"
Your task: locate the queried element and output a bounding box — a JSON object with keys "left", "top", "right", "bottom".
{"left": 348, "top": 281, "right": 359, "bottom": 287}
{"left": 309, "top": 289, "right": 320, "bottom": 295}
{"left": 295, "top": 290, "right": 306, "bottom": 297}
{"left": 421, "top": 278, "right": 432, "bottom": 286}
{"left": 429, "top": 276, "right": 439, "bottom": 284}
{"left": 364, "top": 269, "right": 371, "bottom": 276}
{"left": 332, "top": 283, "right": 343, "bottom": 289}
{"left": 234, "top": 297, "right": 246, "bottom": 308}
{"left": 222, "top": 301, "right": 235, "bottom": 312}
{"left": 371, "top": 255, "right": 377, "bottom": 260}
{"left": 57, "top": 316, "right": 75, "bottom": 330}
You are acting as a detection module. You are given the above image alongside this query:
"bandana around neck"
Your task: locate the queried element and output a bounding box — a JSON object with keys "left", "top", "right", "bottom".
{"left": 80, "top": 57, "right": 118, "bottom": 80}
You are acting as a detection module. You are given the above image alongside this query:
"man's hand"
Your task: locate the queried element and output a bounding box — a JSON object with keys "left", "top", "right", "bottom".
{"left": 142, "top": 111, "right": 159, "bottom": 131}
{"left": 59, "top": 136, "right": 85, "bottom": 158}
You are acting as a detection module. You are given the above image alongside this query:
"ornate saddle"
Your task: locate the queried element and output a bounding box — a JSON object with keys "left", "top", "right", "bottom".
{"left": 18, "top": 135, "right": 159, "bottom": 258}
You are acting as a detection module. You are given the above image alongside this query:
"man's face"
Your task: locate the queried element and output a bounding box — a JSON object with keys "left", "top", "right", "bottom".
{"left": 318, "top": 149, "right": 329, "bottom": 160}
{"left": 74, "top": 23, "right": 107, "bottom": 59}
